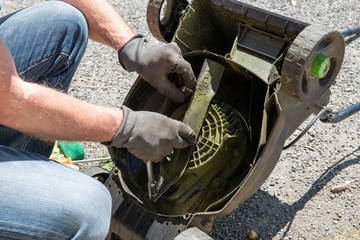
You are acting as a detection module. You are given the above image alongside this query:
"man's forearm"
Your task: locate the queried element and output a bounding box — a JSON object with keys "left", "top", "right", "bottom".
{"left": 60, "top": 0, "right": 136, "bottom": 50}
{"left": 0, "top": 36, "right": 122, "bottom": 142}
{"left": 0, "top": 76, "right": 123, "bottom": 142}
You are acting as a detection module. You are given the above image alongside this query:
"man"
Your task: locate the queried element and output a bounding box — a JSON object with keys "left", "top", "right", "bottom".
{"left": 0, "top": 0, "right": 196, "bottom": 239}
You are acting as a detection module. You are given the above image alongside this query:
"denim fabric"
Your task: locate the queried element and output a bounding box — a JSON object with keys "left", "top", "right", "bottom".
{"left": 0, "top": 146, "right": 112, "bottom": 240}
{"left": 0, "top": 2, "right": 112, "bottom": 240}
{"left": 0, "top": 1, "right": 88, "bottom": 157}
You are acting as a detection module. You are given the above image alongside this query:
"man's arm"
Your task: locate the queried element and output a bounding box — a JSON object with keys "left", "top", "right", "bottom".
{"left": 60, "top": 0, "right": 136, "bottom": 50}
{"left": 60, "top": 0, "right": 197, "bottom": 103}
{"left": 0, "top": 37, "right": 195, "bottom": 161}
{"left": 0, "top": 37, "right": 123, "bottom": 142}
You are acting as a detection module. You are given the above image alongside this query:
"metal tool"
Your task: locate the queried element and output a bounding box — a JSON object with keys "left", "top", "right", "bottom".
{"left": 146, "top": 162, "right": 157, "bottom": 201}
{"left": 72, "top": 157, "right": 111, "bottom": 163}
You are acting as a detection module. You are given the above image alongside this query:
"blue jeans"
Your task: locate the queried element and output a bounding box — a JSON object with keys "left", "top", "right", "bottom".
{"left": 0, "top": 1, "right": 88, "bottom": 157}
{"left": 0, "top": 146, "right": 112, "bottom": 240}
{"left": 0, "top": 2, "right": 112, "bottom": 239}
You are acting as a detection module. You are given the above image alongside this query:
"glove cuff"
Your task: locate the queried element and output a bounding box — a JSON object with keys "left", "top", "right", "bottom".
{"left": 118, "top": 34, "right": 144, "bottom": 71}
{"left": 101, "top": 106, "right": 134, "bottom": 147}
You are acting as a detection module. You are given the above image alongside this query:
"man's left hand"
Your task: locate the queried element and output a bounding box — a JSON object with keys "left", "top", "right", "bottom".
{"left": 118, "top": 35, "right": 196, "bottom": 103}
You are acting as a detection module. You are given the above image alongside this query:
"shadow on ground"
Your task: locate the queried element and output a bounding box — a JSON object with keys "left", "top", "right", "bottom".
{"left": 212, "top": 147, "right": 360, "bottom": 240}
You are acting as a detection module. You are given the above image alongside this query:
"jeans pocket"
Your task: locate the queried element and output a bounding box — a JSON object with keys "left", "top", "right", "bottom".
{"left": 19, "top": 52, "right": 72, "bottom": 91}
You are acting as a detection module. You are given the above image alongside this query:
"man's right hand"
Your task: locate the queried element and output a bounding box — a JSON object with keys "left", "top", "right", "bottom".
{"left": 105, "top": 106, "right": 196, "bottom": 163}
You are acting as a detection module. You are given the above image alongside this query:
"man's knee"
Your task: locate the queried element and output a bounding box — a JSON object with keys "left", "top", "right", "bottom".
{"left": 3, "top": 1, "right": 90, "bottom": 91}
{"left": 34, "top": 1, "right": 89, "bottom": 51}
{"left": 0, "top": 149, "right": 112, "bottom": 239}
{"left": 37, "top": 2, "right": 88, "bottom": 29}
{"left": 58, "top": 177, "right": 112, "bottom": 239}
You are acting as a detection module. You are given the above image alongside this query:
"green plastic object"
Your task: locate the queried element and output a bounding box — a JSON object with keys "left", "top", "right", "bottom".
{"left": 58, "top": 141, "right": 85, "bottom": 160}
{"left": 311, "top": 54, "right": 330, "bottom": 78}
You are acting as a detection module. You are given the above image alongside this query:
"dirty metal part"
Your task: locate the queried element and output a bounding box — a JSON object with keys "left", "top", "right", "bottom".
{"left": 146, "top": 161, "right": 157, "bottom": 201}
{"left": 320, "top": 102, "right": 360, "bottom": 124}
{"left": 281, "top": 24, "right": 345, "bottom": 103}
{"left": 181, "top": 59, "right": 225, "bottom": 137}
{"left": 152, "top": 58, "right": 225, "bottom": 202}
{"left": 147, "top": 0, "right": 189, "bottom": 42}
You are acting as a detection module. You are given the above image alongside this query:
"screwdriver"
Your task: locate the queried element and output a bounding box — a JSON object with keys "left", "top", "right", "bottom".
{"left": 146, "top": 162, "right": 157, "bottom": 201}
{"left": 51, "top": 156, "right": 111, "bottom": 165}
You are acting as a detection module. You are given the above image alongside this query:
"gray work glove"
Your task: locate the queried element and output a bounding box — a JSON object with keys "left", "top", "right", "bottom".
{"left": 106, "top": 106, "right": 196, "bottom": 163}
{"left": 118, "top": 35, "right": 196, "bottom": 103}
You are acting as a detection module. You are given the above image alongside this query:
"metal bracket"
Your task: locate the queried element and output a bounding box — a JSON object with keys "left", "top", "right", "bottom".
{"left": 320, "top": 102, "right": 360, "bottom": 124}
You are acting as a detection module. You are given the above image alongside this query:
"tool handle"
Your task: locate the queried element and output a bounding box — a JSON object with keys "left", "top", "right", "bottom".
{"left": 51, "top": 156, "right": 72, "bottom": 164}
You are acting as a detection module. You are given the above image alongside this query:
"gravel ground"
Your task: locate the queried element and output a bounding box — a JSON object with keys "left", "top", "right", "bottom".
{"left": 2, "top": 0, "right": 359, "bottom": 239}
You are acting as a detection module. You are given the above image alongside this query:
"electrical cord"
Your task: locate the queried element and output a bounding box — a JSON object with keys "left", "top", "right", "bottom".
{"left": 283, "top": 107, "right": 330, "bottom": 150}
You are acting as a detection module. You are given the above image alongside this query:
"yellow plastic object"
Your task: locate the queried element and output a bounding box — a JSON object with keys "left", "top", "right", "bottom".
{"left": 51, "top": 155, "right": 73, "bottom": 165}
